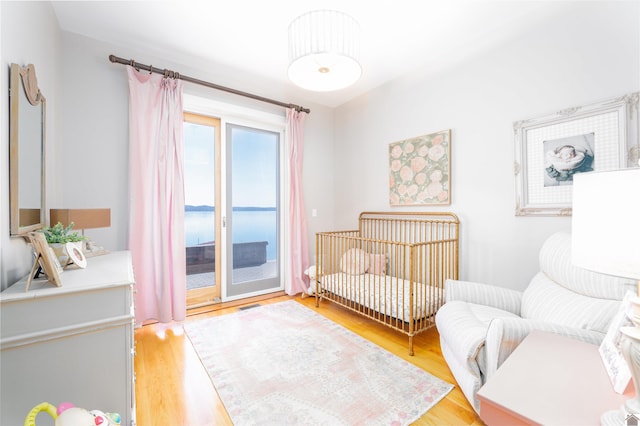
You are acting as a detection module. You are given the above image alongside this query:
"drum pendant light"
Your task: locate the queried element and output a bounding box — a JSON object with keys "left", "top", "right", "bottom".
{"left": 288, "top": 10, "right": 362, "bottom": 92}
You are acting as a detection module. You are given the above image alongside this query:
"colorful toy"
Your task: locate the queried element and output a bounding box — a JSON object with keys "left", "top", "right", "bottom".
{"left": 55, "top": 406, "right": 95, "bottom": 425}
{"left": 23, "top": 402, "right": 57, "bottom": 426}
{"left": 303, "top": 265, "right": 317, "bottom": 296}
{"left": 24, "top": 402, "right": 121, "bottom": 426}
{"left": 87, "top": 410, "right": 121, "bottom": 426}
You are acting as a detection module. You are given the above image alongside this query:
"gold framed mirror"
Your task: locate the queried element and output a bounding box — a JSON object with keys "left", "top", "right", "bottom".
{"left": 9, "top": 63, "right": 46, "bottom": 236}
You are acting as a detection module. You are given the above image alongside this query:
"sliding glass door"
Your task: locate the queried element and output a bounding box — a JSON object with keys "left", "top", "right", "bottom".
{"left": 184, "top": 111, "right": 283, "bottom": 306}
{"left": 225, "top": 124, "right": 281, "bottom": 298}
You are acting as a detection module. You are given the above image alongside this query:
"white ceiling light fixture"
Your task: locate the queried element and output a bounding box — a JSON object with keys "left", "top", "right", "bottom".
{"left": 288, "top": 10, "right": 362, "bottom": 92}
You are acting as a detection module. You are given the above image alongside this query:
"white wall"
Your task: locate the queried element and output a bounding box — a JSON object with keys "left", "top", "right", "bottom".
{"left": 333, "top": 2, "right": 640, "bottom": 290}
{"left": 1, "top": 1, "right": 61, "bottom": 290}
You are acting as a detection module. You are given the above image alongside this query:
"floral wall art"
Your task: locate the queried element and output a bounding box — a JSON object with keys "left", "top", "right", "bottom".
{"left": 389, "top": 129, "right": 451, "bottom": 206}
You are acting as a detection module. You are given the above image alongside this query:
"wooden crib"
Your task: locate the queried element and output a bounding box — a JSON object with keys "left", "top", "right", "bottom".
{"left": 315, "top": 211, "right": 459, "bottom": 355}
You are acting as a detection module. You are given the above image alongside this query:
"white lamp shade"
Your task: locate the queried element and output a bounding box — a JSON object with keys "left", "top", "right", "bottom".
{"left": 288, "top": 10, "right": 362, "bottom": 92}
{"left": 572, "top": 168, "right": 640, "bottom": 280}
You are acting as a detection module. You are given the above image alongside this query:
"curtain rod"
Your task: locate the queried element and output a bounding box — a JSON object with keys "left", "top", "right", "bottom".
{"left": 108, "top": 54, "right": 310, "bottom": 114}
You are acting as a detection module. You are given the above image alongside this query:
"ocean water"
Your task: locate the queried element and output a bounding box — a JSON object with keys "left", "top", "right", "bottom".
{"left": 184, "top": 210, "right": 278, "bottom": 260}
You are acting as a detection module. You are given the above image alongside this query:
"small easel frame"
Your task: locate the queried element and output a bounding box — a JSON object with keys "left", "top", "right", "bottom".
{"left": 26, "top": 231, "right": 63, "bottom": 291}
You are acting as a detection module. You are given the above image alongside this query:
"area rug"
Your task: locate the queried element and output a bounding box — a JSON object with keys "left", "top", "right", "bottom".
{"left": 184, "top": 300, "right": 453, "bottom": 426}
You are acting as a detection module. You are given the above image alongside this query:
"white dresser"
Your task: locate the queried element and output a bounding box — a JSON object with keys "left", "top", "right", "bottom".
{"left": 1, "top": 251, "right": 136, "bottom": 426}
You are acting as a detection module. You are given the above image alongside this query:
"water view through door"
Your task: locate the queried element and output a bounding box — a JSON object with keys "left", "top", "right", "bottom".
{"left": 184, "top": 113, "right": 281, "bottom": 306}
{"left": 184, "top": 113, "right": 220, "bottom": 307}
{"left": 225, "top": 124, "right": 280, "bottom": 298}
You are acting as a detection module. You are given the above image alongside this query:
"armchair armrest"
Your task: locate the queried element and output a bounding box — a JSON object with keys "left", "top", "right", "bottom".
{"left": 445, "top": 279, "right": 523, "bottom": 315}
{"left": 484, "top": 317, "right": 604, "bottom": 380}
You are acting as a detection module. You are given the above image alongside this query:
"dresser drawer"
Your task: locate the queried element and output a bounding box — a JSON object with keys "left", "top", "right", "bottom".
{"left": 1, "top": 284, "right": 133, "bottom": 340}
{"left": 1, "top": 251, "right": 135, "bottom": 343}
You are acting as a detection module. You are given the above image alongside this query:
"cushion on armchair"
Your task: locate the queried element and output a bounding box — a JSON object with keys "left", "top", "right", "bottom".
{"left": 445, "top": 279, "right": 523, "bottom": 315}
{"left": 521, "top": 232, "right": 634, "bottom": 334}
{"left": 537, "top": 232, "right": 633, "bottom": 300}
{"left": 521, "top": 273, "right": 622, "bottom": 335}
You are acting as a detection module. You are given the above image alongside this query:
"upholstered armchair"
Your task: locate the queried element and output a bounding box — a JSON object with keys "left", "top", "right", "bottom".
{"left": 435, "top": 231, "right": 636, "bottom": 412}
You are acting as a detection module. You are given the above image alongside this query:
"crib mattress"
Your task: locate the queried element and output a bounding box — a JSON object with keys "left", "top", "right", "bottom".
{"left": 319, "top": 272, "right": 443, "bottom": 322}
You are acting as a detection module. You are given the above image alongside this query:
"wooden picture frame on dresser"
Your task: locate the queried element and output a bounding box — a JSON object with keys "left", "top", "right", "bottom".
{"left": 27, "top": 231, "right": 63, "bottom": 291}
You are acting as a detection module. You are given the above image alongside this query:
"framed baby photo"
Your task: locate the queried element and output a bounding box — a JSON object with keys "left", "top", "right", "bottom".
{"left": 513, "top": 92, "right": 639, "bottom": 216}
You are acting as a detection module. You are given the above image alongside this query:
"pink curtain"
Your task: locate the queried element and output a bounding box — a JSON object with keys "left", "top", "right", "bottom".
{"left": 286, "top": 108, "right": 310, "bottom": 295}
{"left": 127, "top": 66, "right": 186, "bottom": 324}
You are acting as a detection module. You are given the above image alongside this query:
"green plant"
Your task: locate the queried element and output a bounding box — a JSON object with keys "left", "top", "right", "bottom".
{"left": 41, "top": 222, "right": 85, "bottom": 244}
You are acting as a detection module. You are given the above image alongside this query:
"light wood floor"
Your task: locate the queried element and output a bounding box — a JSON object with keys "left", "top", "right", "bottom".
{"left": 134, "top": 295, "right": 485, "bottom": 426}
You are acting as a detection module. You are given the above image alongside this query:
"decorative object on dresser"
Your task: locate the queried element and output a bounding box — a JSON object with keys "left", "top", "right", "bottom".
{"left": 40, "top": 221, "right": 85, "bottom": 266}
{"left": 513, "top": 91, "right": 639, "bottom": 216}
{"left": 315, "top": 211, "right": 459, "bottom": 355}
{"left": 26, "top": 231, "right": 63, "bottom": 291}
{"left": 599, "top": 292, "right": 635, "bottom": 394}
{"left": 66, "top": 242, "right": 88, "bottom": 269}
{"left": 0, "top": 251, "right": 136, "bottom": 426}
{"left": 50, "top": 208, "right": 111, "bottom": 256}
{"left": 388, "top": 130, "right": 451, "bottom": 206}
{"left": 572, "top": 168, "right": 640, "bottom": 425}
{"left": 435, "top": 231, "right": 636, "bottom": 413}
{"left": 184, "top": 300, "right": 453, "bottom": 425}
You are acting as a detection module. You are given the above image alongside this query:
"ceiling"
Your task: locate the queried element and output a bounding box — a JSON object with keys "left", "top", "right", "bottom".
{"left": 51, "top": 0, "right": 574, "bottom": 108}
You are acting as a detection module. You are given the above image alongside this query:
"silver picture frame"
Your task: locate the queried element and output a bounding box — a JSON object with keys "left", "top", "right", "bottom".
{"left": 514, "top": 92, "right": 639, "bottom": 217}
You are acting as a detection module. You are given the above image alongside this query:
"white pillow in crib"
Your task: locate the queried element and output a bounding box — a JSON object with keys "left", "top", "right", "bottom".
{"left": 340, "top": 248, "right": 369, "bottom": 275}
